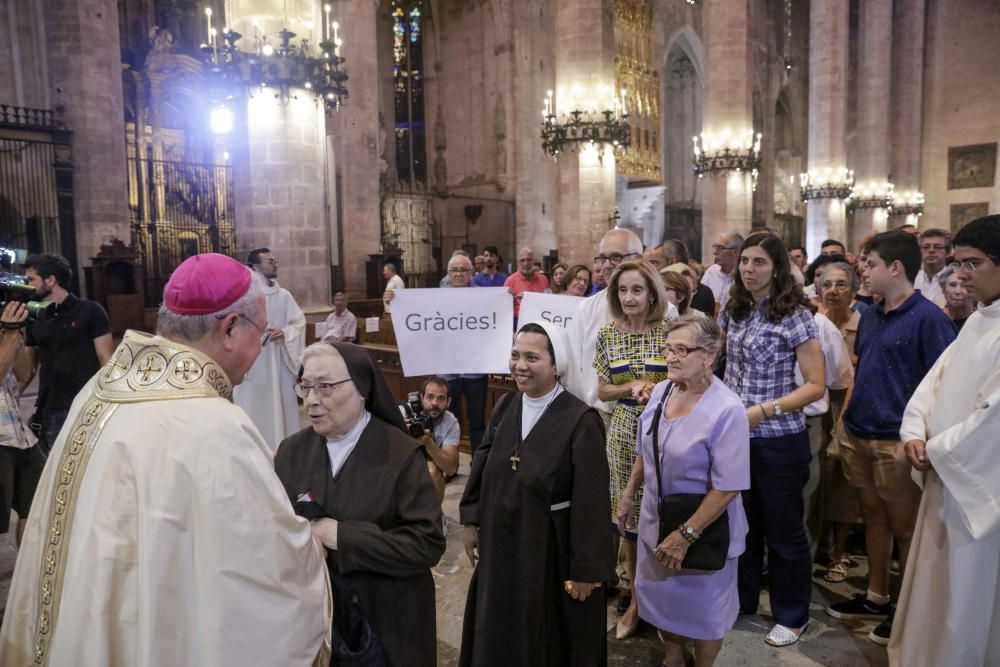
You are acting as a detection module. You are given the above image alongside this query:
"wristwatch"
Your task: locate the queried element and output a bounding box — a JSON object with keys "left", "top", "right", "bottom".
{"left": 679, "top": 522, "right": 700, "bottom": 543}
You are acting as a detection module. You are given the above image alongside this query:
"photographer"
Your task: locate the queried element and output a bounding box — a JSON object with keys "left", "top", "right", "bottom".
{"left": 0, "top": 302, "right": 45, "bottom": 546}
{"left": 415, "top": 377, "right": 460, "bottom": 502}
{"left": 23, "top": 254, "right": 113, "bottom": 447}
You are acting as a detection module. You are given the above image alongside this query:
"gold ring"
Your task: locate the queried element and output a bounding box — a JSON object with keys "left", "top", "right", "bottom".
{"left": 563, "top": 581, "right": 574, "bottom": 594}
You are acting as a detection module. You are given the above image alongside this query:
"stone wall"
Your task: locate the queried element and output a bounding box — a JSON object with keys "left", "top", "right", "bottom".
{"left": 920, "top": 0, "right": 1000, "bottom": 231}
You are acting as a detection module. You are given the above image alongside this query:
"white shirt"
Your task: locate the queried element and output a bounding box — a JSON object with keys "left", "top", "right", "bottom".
{"left": 914, "top": 268, "right": 947, "bottom": 307}
{"left": 797, "top": 313, "right": 854, "bottom": 417}
{"left": 323, "top": 309, "right": 358, "bottom": 342}
{"left": 701, "top": 264, "right": 735, "bottom": 310}
{"left": 384, "top": 274, "right": 405, "bottom": 313}
{"left": 521, "top": 384, "right": 563, "bottom": 439}
{"left": 326, "top": 410, "right": 372, "bottom": 478}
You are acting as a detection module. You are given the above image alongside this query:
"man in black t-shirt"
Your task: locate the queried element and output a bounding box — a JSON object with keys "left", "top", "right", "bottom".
{"left": 23, "top": 254, "right": 113, "bottom": 447}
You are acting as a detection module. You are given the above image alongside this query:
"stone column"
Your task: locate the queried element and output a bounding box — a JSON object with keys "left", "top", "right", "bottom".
{"left": 889, "top": 0, "right": 926, "bottom": 229}
{"left": 552, "top": 0, "right": 617, "bottom": 263}
{"left": 45, "top": 0, "right": 130, "bottom": 278}
{"left": 852, "top": 0, "right": 893, "bottom": 245}
{"left": 700, "top": 0, "right": 753, "bottom": 261}
{"left": 805, "top": 0, "right": 849, "bottom": 258}
{"left": 231, "top": 95, "right": 330, "bottom": 309}
{"left": 330, "top": 0, "right": 381, "bottom": 299}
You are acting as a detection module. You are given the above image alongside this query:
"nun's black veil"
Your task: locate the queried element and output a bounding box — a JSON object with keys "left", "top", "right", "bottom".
{"left": 323, "top": 342, "right": 408, "bottom": 433}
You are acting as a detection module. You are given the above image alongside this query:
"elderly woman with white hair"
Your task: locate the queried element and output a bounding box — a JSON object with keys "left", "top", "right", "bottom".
{"left": 274, "top": 341, "right": 446, "bottom": 667}
{"left": 460, "top": 321, "right": 614, "bottom": 667}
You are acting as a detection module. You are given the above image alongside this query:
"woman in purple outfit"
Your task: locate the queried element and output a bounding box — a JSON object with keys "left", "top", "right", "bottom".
{"left": 618, "top": 314, "right": 750, "bottom": 667}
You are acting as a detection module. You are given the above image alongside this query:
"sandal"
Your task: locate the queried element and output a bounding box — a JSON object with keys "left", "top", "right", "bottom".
{"left": 823, "top": 557, "right": 851, "bottom": 583}
{"left": 765, "top": 622, "right": 808, "bottom": 647}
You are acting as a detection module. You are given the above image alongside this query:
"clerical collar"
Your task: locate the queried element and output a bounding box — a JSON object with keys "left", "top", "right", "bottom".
{"left": 523, "top": 383, "right": 562, "bottom": 408}
{"left": 326, "top": 410, "right": 372, "bottom": 447}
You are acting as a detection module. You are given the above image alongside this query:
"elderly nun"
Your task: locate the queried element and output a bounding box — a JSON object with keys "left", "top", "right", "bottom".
{"left": 274, "top": 341, "right": 446, "bottom": 667}
{"left": 459, "top": 321, "right": 614, "bottom": 667}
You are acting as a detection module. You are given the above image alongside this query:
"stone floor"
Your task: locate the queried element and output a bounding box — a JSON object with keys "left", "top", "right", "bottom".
{"left": 1, "top": 455, "right": 890, "bottom": 667}
{"left": 433, "top": 454, "right": 890, "bottom": 667}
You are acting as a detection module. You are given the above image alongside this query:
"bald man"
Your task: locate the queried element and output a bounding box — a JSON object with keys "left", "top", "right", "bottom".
{"left": 503, "top": 247, "right": 549, "bottom": 323}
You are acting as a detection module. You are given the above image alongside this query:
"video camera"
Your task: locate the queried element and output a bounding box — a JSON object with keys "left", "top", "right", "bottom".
{"left": 398, "top": 391, "right": 433, "bottom": 439}
{"left": 0, "top": 273, "right": 52, "bottom": 325}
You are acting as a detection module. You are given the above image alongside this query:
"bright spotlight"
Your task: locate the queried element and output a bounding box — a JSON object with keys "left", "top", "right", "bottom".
{"left": 210, "top": 106, "right": 234, "bottom": 134}
{"left": 262, "top": 43, "right": 275, "bottom": 56}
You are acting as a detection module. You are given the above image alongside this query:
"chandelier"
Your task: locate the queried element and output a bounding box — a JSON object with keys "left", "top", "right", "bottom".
{"left": 847, "top": 181, "right": 894, "bottom": 210}
{"left": 692, "top": 128, "right": 762, "bottom": 182}
{"left": 200, "top": 3, "right": 349, "bottom": 112}
{"left": 540, "top": 88, "right": 631, "bottom": 157}
{"left": 800, "top": 167, "right": 854, "bottom": 202}
{"left": 891, "top": 190, "right": 925, "bottom": 217}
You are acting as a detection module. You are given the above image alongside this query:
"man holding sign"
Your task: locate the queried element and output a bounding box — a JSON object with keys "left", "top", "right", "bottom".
{"left": 441, "top": 254, "right": 489, "bottom": 454}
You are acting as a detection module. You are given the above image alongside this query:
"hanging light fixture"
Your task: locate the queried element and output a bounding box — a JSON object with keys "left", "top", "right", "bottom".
{"left": 200, "top": 2, "right": 349, "bottom": 111}
{"left": 800, "top": 167, "right": 855, "bottom": 202}
{"left": 847, "top": 180, "right": 894, "bottom": 210}
{"left": 692, "top": 127, "right": 762, "bottom": 189}
{"left": 540, "top": 86, "right": 631, "bottom": 157}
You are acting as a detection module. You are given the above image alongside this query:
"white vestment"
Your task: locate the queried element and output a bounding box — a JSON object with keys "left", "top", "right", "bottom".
{"left": 564, "top": 290, "right": 678, "bottom": 415}
{"left": 234, "top": 276, "right": 306, "bottom": 448}
{"left": 889, "top": 300, "right": 1000, "bottom": 667}
{"left": 0, "top": 331, "right": 330, "bottom": 667}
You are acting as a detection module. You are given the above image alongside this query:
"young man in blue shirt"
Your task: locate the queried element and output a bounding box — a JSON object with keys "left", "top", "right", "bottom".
{"left": 827, "top": 230, "right": 956, "bottom": 645}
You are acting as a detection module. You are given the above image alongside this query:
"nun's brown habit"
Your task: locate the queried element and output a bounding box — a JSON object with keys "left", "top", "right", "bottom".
{"left": 459, "top": 323, "right": 614, "bottom": 667}
{"left": 275, "top": 342, "right": 445, "bottom": 667}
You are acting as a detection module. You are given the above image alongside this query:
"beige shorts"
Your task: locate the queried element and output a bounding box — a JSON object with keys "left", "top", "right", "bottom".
{"left": 838, "top": 425, "right": 921, "bottom": 504}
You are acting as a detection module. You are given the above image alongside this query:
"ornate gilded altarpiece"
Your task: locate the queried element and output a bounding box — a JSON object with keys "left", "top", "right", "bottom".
{"left": 614, "top": 0, "right": 661, "bottom": 181}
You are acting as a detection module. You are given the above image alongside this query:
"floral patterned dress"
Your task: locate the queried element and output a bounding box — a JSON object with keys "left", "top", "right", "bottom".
{"left": 593, "top": 321, "right": 668, "bottom": 535}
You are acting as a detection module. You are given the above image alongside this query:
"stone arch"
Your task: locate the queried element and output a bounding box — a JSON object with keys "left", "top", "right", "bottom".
{"left": 662, "top": 28, "right": 704, "bottom": 208}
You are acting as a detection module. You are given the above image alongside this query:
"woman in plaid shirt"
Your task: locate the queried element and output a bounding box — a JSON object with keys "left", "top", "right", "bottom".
{"left": 718, "top": 233, "right": 825, "bottom": 647}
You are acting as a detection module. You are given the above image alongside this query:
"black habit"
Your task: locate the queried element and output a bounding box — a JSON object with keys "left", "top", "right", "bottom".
{"left": 275, "top": 418, "right": 445, "bottom": 667}
{"left": 459, "top": 390, "right": 614, "bottom": 667}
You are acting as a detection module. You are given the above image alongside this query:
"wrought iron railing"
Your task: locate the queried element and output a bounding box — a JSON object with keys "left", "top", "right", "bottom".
{"left": 127, "top": 157, "right": 236, "bottom": 305}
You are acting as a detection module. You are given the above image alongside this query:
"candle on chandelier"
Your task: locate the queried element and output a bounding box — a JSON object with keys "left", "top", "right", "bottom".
{"left": 205, "top": 7, "right": 213, "bottom": 45}
{"left": 324, "top": 4, "right": 331, "bottom": 42}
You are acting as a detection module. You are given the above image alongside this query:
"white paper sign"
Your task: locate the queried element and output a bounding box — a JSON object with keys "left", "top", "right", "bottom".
{"left": 390, "top": 288, "right": 513, "bottom": 376}
{"left": 314, "top": 320, "right": 330, "bottom": 340}
{"left": 518, "top": 291, "right": 584, "bottom": 329}
{"left": 365, "top": 317, "right": 380, "bottom": 333}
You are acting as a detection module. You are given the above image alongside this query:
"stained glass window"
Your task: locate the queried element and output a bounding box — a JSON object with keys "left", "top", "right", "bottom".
{"left": 392, "top": 1, "right": 426, "bottom": 185}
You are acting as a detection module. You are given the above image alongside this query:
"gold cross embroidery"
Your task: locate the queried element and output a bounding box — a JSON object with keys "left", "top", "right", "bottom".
{"left": 174, "top": 359, "right": 199, "bottom": 382}
{"left": 137, "top": 357, "right": 164, "bottom": 382}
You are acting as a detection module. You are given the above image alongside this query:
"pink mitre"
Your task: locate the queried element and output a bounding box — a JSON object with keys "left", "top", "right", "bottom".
{"left": 164, "top": 253, "right": 252, "bottom": 315}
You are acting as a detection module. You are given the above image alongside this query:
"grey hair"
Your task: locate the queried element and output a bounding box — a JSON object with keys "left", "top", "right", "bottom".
{"left": 447, "top": 254, "right": 474, "bottom": 270}
{"left": 663, "top": 313, "right": 722, "bottom": 356}
{"left": 822, "top": 261, "right": 860, "bottom": 293}
{"left": 300, "top": 341, "right": 345, "bottom": 375}
{"left": 721, "top": 230, "right": 745, "bottom": 248}
{"left": 937, "top": 264, "right": 959, "bottom": 288}
{"left": 155, "top": 274, "right": 263, "bottom": 343}
{"left": 602, "top": 228, "right": 644, "bottom": 255}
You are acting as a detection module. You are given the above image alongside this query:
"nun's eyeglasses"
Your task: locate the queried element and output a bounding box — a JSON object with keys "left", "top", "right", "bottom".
{"left": 295, "top": 378, "right": 351, "bottom": 398}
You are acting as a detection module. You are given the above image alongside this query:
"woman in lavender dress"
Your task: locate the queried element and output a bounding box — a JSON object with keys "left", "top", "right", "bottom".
{"left": 618, "top": 314, "right": 750, "bottom": 667}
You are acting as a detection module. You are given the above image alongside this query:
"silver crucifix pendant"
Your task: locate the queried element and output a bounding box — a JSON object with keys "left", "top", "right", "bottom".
{"left": 510, "top": 455, "right": 520, "bottom": 471}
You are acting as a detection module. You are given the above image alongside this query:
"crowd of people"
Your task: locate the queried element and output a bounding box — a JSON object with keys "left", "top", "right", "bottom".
{"left": 0, "top": 215, "right": 999, "bottom": 667}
